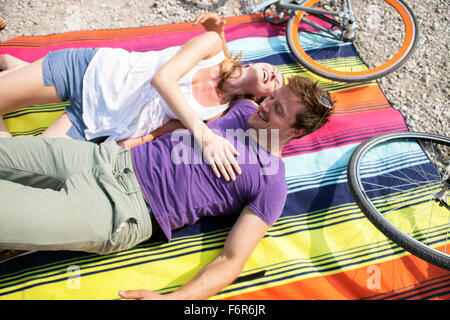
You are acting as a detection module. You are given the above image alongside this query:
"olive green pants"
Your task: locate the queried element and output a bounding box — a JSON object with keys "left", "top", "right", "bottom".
{"left": 0, "top": 137, "right": 152, "bottom": 255}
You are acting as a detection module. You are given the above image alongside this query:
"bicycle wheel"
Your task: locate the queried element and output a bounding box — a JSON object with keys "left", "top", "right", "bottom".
{"left": 347, "top": 132, "right": 450, "bottom": 270}
{"left": 286, "top": 0, "right": 419, "bottom": 82}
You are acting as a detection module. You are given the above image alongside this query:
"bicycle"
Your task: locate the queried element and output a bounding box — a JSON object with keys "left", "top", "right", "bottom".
{"left": 244, "top": 0, "right": 419, "bottom": 83}
{"left": 347, "top": 132, "right": 449, "bottom": 270}
{"left": 244, "top": 0, "right": 450, "bottom": 271}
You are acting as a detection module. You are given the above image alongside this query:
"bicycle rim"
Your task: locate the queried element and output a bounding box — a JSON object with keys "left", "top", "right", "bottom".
{"left": 286, "top": 0, "right": 418, "bottom": 82}
{"left": 348, "top": 132, "right": 450, "bottom": 270}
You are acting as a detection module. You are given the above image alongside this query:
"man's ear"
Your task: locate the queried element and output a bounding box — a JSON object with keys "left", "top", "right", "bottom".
{"left": 290, "top": 128, "right": 304, "bottom": 139}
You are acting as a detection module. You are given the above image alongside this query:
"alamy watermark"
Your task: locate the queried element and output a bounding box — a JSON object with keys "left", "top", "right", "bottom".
{"left": 366, "top": 265, "right": 381, "bottom": 290}
{"left": 170, "top": 127, "right": 281, "bottom": 176}
{"left": 66, "top": 265, "right": 81, "bottom": 290}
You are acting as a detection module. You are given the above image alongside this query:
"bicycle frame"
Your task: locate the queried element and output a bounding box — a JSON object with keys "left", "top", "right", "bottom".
{"left": 246, "top": 0, "right": 358, "bottom": 41}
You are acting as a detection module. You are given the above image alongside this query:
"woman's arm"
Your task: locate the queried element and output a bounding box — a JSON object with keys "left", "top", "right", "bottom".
{"left": 116, "top": 119, "right": 186, "bottom": 149}
{"left": 117, "top": 109, "right": 228, "bottom": 149}
{"left": 151, "top": 31, "right": 241, "bottom": 181}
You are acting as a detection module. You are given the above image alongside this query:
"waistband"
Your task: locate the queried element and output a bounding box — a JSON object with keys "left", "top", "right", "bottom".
{"left": 115, "top": 148, "right": 160, "bottom": 233}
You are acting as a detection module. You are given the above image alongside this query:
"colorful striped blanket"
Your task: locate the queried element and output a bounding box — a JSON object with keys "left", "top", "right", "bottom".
{"left": 0, "top": 15, "right": 448, "bottom": 300}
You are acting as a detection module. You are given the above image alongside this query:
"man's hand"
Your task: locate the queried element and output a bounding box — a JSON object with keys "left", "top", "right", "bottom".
{"left": 119, "top": 289, "right": 165, "bottom": 300}
{"left": 193, "top": 12, "right": 226, "bottom": 35}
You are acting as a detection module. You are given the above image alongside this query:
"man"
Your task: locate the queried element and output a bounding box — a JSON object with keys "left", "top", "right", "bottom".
{"left": 0, "top": 76, "right": 333, "bottom": 299}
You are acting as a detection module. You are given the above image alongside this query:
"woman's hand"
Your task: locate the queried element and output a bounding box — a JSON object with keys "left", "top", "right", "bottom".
{"left": 116, "top": 134, "right": 155, "bottom": 149}
{"left": 193, "top": 12, "right": 226, "bottom": 35}
{"left": 200, "top": 128, "right": 241, "bottom": 181}
{"left": 116, "top": 120, "right": 186, "bottom": 149}
{"left": 192, "top": 12, "right": 231, "bottom": 59}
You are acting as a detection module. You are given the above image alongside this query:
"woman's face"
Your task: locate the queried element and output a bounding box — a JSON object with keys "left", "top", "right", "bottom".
{"left": 236, "top": 63, "right": 284, "bottom": 101}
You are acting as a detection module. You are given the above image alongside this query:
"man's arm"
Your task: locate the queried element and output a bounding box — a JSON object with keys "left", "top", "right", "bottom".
{"left": 118, "top": 206, "right": 269, "bottom": 300}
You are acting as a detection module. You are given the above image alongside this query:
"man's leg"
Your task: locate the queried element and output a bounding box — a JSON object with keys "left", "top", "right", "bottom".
{"left": 0, "top": 137, "right": 113, "bottom": 252}
{"left": 0, "top": 137, "right": 152, "bottom": 254}
{"left": 0, "top": 136, "right": 102, "bottom": 188}
{"left": 0, "top": 173, "right": 115, "bottom": 253}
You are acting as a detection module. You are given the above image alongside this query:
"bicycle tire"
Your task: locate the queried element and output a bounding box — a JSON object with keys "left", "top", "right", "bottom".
{"left": 347, "top": 132, "right": 450, "bottom": 270}
{"left": 286, "top": 0, "right": 419, "bottom": 82}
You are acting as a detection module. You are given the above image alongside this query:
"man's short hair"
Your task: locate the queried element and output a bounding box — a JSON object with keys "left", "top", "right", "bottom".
{"left": 287, "top": 76, "right": 335, "bottom": 139}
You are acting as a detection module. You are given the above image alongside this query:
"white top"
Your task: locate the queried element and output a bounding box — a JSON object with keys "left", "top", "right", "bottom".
{"left": 82, "top": 47, "right": 228, "bottom": 141}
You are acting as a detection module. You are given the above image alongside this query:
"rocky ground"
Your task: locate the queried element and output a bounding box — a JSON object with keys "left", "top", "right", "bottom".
{"left": 0, "top": 0, "right": 448, "bottom": 137}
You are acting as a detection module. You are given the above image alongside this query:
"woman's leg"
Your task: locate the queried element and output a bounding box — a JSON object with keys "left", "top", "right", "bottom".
{"left": 0, "top": 56, "right": 75, "bottom": 139}
{"left": 0, "top": 118, "right": 11, "bottom": 138}
{"left": 0, "top": 58, "right": 61, "bottom": 115}
{"left": 0, "top": 56, "right": 21, "bottom": 135}
{"left": 40, "top": 112, "right": 74, "bottom": 139}
{"left": 0, "top": 54, "right": 29, "bottom": 77}
{"left": 1, "top": 112, "right": 75, "bottom": 139}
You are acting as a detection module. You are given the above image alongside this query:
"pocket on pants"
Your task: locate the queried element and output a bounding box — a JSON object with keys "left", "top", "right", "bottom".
{"left": 96, "top": 166, "right": 151, "bottom": 253}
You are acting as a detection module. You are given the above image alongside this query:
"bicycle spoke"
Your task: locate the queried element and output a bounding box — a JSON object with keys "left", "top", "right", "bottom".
{"left": 303, "top": 11, "right": 342, "bottom": 29}
{"left": 362, "top": 180, "right": 437, "bottom": 194}
{"left": 407, "top": 195, "right": 435, "bottom": 236}
{"left": 445, "top": 214, "right": 450, "bottom": 254}
{"left": 300, "top": 16, "right": 339, "bottom": 38}
{"left": 426, "top": 199, "right": 435, "bottom": 246}
{"left": 298, "top": 27, "right": 339, "bottom": 40}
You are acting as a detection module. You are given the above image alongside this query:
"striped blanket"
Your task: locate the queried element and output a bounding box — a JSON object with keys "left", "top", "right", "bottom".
{"left": 0, "top": 15, "right": 448, "bottom": 300}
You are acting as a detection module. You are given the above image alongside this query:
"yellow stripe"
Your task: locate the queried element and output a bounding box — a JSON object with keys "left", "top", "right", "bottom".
{"left": 1, "top": 179, "right": 444, "bottom": 300}
{"left": 4, "top": 106, "right": 65, "bottom": 136}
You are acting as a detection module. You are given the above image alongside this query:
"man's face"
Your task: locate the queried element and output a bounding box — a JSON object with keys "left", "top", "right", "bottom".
{"left": 248, "top": 85, "right": 305, "bottom": 142}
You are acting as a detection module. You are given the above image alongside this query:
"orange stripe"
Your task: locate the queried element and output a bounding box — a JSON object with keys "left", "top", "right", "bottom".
{"left": 330, "top": 85, "right": 389, "bottom": 114}
{"left": 224, "top": 248, "right": 449, "bottom": 300}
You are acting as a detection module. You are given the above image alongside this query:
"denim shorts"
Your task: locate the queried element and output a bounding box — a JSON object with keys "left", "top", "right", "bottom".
{"left": 42, "top": 48, "right": 105, "bottom": 142}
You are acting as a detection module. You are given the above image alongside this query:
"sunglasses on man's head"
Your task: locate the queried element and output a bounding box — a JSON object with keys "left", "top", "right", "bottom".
{"left": 319, "top": 96, "right": 333, "bottom": 109}
{"left": 317, "top": 95, "right": 333, "bottom": 126}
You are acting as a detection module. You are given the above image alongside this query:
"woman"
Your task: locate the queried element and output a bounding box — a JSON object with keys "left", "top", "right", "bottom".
{"left": 0, "top": 13, "right": 283, "bottom": 181}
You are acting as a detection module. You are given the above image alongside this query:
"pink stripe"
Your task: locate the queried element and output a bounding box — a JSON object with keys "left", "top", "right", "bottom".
{"left": 0, "top": 23, "right": 284, "bottom": 62}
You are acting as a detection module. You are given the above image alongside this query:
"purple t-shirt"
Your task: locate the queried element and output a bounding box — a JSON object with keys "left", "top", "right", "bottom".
{"left": 131, "top": 99, "right": 288, "bottom": 242}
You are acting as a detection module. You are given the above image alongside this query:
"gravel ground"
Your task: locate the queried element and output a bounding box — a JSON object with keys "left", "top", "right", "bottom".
{"left": 0, "top": 0, "right": 448, "bottom": 138}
